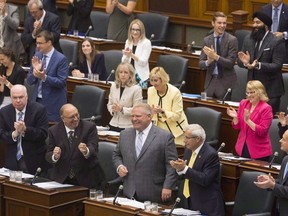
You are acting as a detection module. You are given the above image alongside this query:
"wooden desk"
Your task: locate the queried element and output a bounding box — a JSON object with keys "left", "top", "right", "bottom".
{"left": 0, "top": 176, "right": 7, "bottom": 216}
{"left": 3, "top": 181, "right": 88, "bottom": 216}
{"left": 84, "top": 199, "right": 140, "bottom": 216}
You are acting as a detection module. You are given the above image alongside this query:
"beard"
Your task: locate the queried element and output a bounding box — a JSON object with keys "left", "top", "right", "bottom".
{"left": 250, "top": 25, "right": 267, "bottom": 42}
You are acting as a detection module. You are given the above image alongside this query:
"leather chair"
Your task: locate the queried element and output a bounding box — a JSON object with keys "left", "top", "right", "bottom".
{"left": 269, "top": 119, "right": 287, "bottom": 165}
{"left": 185, "top": 107, "right": 222, "bottom": 149}
{"left": 102, "top": 50, "right": 122, "bottom": 81}
{"left": 59, "top": 38, "right": 78, "bottom": 67}
{"left": 280, "top": 73, "right": 288, "bottom": 112}
{"left": 157, "top": 54, "right": 188, "bottom": 88}
{"left": 98, "top": 141, "right": 122, "bottom": 195}
{"left": 89, "top": 11, "right": 109, "bottom": 39}
{"left": 71, "top": 85, "right": 105, "bottom": 125}
{"left": 235, "top": 29, "right": 251, "bottom": 51}
{"left": 226, "top": 171, "right": 274, "bottom": 216}
{"left": 231, "top": 65, "right": 248, "bottom": 102}
{"left": 137, "top": 12, "right": 169, "bottom": 46}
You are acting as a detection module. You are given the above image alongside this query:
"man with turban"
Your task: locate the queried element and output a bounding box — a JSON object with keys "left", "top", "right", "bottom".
{"left": 238, "top": 11, "right": 285, "bottom": 115}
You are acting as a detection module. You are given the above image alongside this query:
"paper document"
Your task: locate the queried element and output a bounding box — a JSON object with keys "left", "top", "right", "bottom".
{"left": 161, "top": 208, "right": 201, "bottom": 215}
{"left": 264, "top": 165, "right": 281, "bottom": 170}
{"left": 34, "top": 181, "right": 74, "bottom": 189}
{"left": 68, "top": 76, "right": 88, "bottom": 81}
{"left": 104, "top": 197, "right": 144, "bottom": 209}
{"left": 221, "top": 156, "right": 251, "bottom": 161}
{"left": 0, "top": 167, "right": 34, "bottom": 178}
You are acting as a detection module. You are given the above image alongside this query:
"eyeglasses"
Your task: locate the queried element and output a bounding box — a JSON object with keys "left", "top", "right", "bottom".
{"left": 184, "top": 136, "right": 198, "bottom": 140}
{"left": 246, "top": 91, "right": 256, "bottom": 96}
{"left": 131, "top": 28, "right": 141, "bottom": 32}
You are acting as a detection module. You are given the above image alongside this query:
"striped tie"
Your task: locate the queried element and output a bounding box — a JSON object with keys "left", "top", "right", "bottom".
{"left": 16, "top": 112, "right": 24, "bottom": 160}
{"left": 183, "top": 152, "right": 197, "bottom": 198}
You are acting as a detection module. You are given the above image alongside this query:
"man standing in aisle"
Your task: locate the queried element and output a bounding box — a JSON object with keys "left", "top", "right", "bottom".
{"left": 238, "top": 11, "right": 284, "bottom": 114}
{"left": 199, "top": 11, "right": 238, "bottom": 100}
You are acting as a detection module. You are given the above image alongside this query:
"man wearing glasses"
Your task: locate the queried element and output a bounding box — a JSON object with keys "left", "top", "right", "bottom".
{"left": 26, "top": 30, "right": 68, "bottom": 122}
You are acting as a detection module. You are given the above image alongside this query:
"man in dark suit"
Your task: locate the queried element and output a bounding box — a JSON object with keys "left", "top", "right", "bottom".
{"left": 0, "top": 84, "right": 48, "bottom": 175}
{"left": 170, "top": 124, "right": 225, "bottom": 216}
{"left": 254, "top": 129, "right": 288, "bottom": 216}
{"left": 21, "top": 0, "right": 62, "bottom": 64}
{"left": 199, "top": 11, "right": 238, "bottom": 100}
{"left": 113, "top": 103, "right": 178, "bottom": 204}
{"left": 42, "top": 0, "right": 57, "bottom": 14}
{"left": 238, "top": 11, "right": 285, "bottom": 114}
{"left": 46, "top": 103, "right": 105, "bottom": 189}
{"left": 26, "top": 30, "right": 68, "bottom": 122}
{"left": 262, "top": 0, "right": 288, "bottom": 63}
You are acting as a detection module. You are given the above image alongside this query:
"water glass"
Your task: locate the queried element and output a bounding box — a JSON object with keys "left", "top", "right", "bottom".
{"left": 89, "top": 189, "right": 97, "bottom": 200}
{"left": 73, "top": 30, "right": 79, "bottom": 37}
{"left": 15, "top": 171, "right": 22, "bottom": 183}
{"left": 96, "top": 190, "right": 103, "bottom": 201}
{"left": 88, "top": 73, "right": 93, "bottom": 81}
{"left": 151, "top": 202, "right": 158, "bottom": 213}
{"left": 201, "top": 91, "right": 207, "bottom": 100}
{"left": 9, "top": 170, "right": 16, "bottom": 182}
{"left": 144, "top": 201, "right": 152, "bottom": 212}
{"left": 93, "top": 74, "right": 99, "bottom": 82}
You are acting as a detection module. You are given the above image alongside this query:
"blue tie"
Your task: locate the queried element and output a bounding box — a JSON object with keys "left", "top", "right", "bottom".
{"left": 273, "top": 7, "right": 279, "bottom": 32}
{"left": 16, "top": 112, "right": 24, "bottom": 160}
{"left": 37, "top": 55, "right": 47, "bottom": 98}
{"left": 283, "top": 162, "right": 288, "bottom": 179}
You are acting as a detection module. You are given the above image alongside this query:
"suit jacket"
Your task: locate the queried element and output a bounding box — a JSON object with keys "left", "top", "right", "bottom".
{"left": 43, "top": 0, "right": 58, "bottom": 14}
{"left": 0, "top": 101, "right": 48, "bottom": 175}
{"left": 182, "top": 143, "right": 225, "bottom": 216}
{"left": 26, "top": 49, "right": 69, "bottom": 122}
{"left": 274, "top": 155, "right": 288, "bottom": 216}
{"left": 121, "top": 38, "right": 152, "bottom": 81}
{"left": 262, "top": 3, "right": 288, "bottom": 63}
{"left": 232, "top": 99, "right": 273, "bottom": 159}
{"left": 107, "top": 82, "right": 142, "bottom": 128}
{"left": 2, "top": 4, "right": 25, "bottom": 61}
{"left": 77, "top": 53, "right": 108, "bottom": 80}
{"left": 199, "top": 31, "right": 238, "bottom": 90}
{"left": 113, "top": 124, "right": 178, "bottom": 203}
{"left": 67, "top": 0, "right": 93, "bottom": 33}
{"left": 46, "top": 120, "right": 105, "bottom": 189}
{"left": 21, "top": 10, "right": 62, "bottom": 62}
{"left": 147, "top": 83, "right": 188, "bottom": 145}
{"left": 241, "top": 32, "right": 285, "bottom": 98}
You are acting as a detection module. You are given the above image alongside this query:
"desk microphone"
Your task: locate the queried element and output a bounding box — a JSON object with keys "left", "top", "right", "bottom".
{"left": 113, "top": 185, "right": 123, "bottom": 205}
{"left": 30, "top": 167, "right": 41, "bottom": 185}
{"left": 168, "top": 197, "right": 181, "bottom": 216}
{"left": 217, "top": 142, "right": 225, "bottom": 153}
{"left": 178, "top": 81, "right": 185, "bottom": 91}
{"left": 84, "top": 25, "right": 93, "bottom": 38}
{"left": 106, "top": 70, "right": 115, "bottom": 84}
{"left": 191, "top": 41, "right": 195, "bottom": 53}
{"left": 269, "top": 152, "right": 279, "bottom": 168}
{"left": 149, "top": 34, "right": 155, "bottom": 41}
{"left": 82, "top": 116, "right": 96, "bottom": 121}
{"left": 222, "top": 88, "right": 231, "bottom": 104}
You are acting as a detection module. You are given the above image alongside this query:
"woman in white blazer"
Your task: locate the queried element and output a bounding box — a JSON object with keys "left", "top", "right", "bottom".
{"left": 107, "top": 62, "right": 143, "bottom": 131}
{"left": 122, "top": 19, "right": 152, "bottom": 88}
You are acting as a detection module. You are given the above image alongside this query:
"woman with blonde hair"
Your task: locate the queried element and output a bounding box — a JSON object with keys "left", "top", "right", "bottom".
{"left": 107, "top": 62, "right": 142, "bottom": 131}
{"left": 122, "top": 19, "right": 151, "bottom": 88}
{"left": 147, "top": 66, "right": 188, "bottom": 145}
{"left": 227, "top": 80, "right": 273, "bottom": 161}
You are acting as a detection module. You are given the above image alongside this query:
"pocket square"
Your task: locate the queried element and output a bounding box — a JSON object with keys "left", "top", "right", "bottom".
{"left": 263, "top": 48, "right": 270, "bottom": 51}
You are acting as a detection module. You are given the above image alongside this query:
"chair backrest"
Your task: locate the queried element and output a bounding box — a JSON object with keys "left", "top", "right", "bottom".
{"left": 89, "top": 11, "right": 109, "bottom": 39}
{"left": 232, "top": 171, "right": 274, "bottom": 216}
{"left": 280, "top": 73, "right": 288, "bottom": 112}
{"left": 102, "top": 50, "right": 122, "bottom": 81}
{"left": 157, "top": 54, "right": 188, "bottom": 88}
{"left": 137, "top": 12, "right": 169, "bottom": 46}
{"left": 269, "top": 119, "right": 287, "bottom": 164}
{"left": 235, "top": 29, "right": 251, "bottom": 51}
{"left": 71, "top": 85, "right": 105, "bottom": 125}
{"left": 59, "top": 38, "right": 78, "bottom": 66}
{"left": 185, "top": 107, "right": 222, "bottom": 148}
{"left": 231, "top": 65, "right": 248, "bottom": 102}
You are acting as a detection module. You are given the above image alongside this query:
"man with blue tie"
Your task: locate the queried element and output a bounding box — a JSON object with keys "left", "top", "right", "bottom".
{"left": 199, "top": 11, "right": 238, "bottom": 100}
{"left": 0, "top": 84, "right": 48, "bottom": 175}
{"left": 254, "top": 129, "right": 288, "bottom": 216}
{"left": 113, "top": 103, "right": 178, "bottom": 204}
{"left": 26, "top": 30, "right": 69, "bottom": 122}
{"left": 262, "top": 0, "right": 288, "bottom": 63}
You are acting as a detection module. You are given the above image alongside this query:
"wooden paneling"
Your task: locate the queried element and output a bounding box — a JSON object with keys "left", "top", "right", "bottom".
{"left": 148, "top": 0, "right": 190, "bottom": 15}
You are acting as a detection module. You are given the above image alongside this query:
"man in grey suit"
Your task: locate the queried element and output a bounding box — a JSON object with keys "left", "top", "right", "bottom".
{"left": 113, "top": 103, "right": 178, "bottom": 204}
{"left": 238, "top": 11, "right": 285, "bottom": 114}
{"left": 199, "top": 11, "right": 238, "bottom": 100}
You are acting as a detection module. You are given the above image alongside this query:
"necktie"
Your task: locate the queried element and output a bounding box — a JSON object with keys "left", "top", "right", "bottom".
{"left": 254, "top": 41, "right": 260, "bottom": 60}
{"left": 183, "top": 152, "right": 197, "bottom": 198}
{"left": 37, "top": 55, "right": 47, "bottom": 98}
{"left": 283, "top": 162, "right": 288, "bottom": 179}
{"left": 136, "top": 132, "right": 143, "bottom": 157}
{"left": 68, "top": 131, "right": 75, "bottom": 178}
{"left": 273, "top": 7, "right": 279, "bottom": 33}
{"left": 214, "top": 36, "right": 222, "bottom": 77}
{"left": 0, "top": 15, "right": 4, "bottom": 48}
{"left": 16, "top": 112, "right": 24, "bottom": 160}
